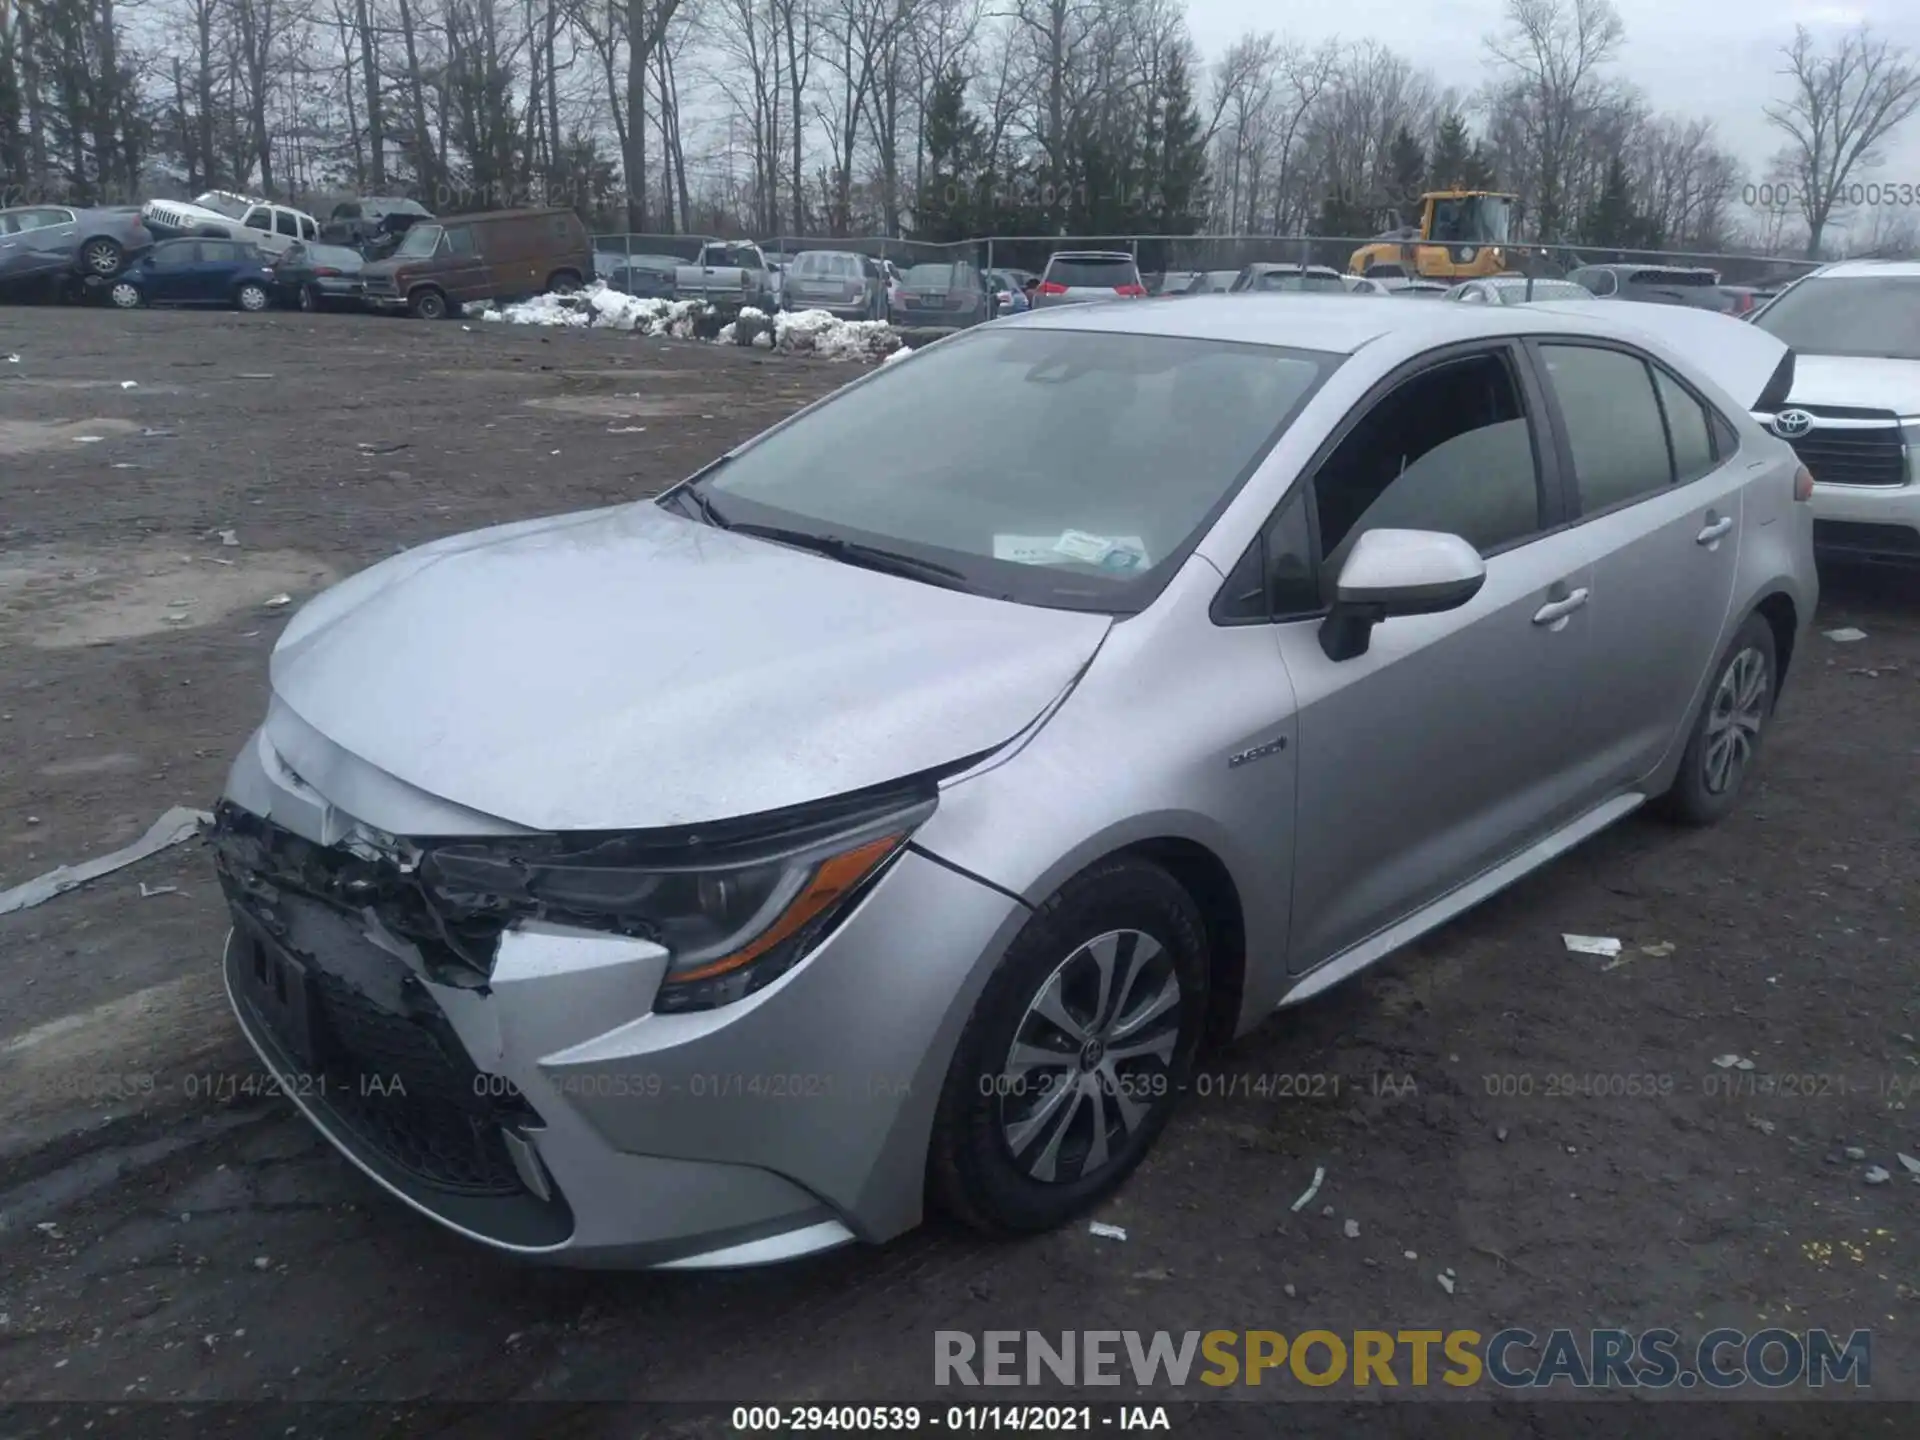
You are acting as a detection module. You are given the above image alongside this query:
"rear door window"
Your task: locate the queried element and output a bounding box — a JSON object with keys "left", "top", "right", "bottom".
{"left": 446, "top": 226, "right": 476, "bottom": 257}
{"left": 1540, "top": 344, "right": 1674, "bottom": 513}
{"left": 1048, "top": 257, "right": 1137, "bottom": 288}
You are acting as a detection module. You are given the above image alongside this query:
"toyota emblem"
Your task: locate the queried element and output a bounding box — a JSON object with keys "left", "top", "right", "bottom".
{"left": 1772, "top": 409, "right": 1813, "bottom": 439}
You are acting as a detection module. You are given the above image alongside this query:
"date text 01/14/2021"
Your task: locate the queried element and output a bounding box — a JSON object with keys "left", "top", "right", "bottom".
{"left": 728, "top": 1405, "right": 1173, "bottom": 1432}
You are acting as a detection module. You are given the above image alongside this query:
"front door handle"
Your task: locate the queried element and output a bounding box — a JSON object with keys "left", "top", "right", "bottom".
{"left": 1696, "top": 515, "right": 1734, "bottom": 545}
{"left": 1532, "top": 587, "right": 1590, "bottom": 627}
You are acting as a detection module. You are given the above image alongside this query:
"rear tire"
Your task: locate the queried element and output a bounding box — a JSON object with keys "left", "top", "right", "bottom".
{"left": 1656, "top": 612, "right": 1777, "bottom": 827}
{"left": 546, "top": 269, "right": 582, "bottom": 295}
{"left": 928, "top": 857, "right": 1208, "bottom": 1235}
{"left": 108, "top": 281, "right": 143, "bottom": 309}
{"left": 82, "top": 237, "right": 124, "bottom": 276}
{"left": 409, "top": 287, "right": 448, "bottom": 320}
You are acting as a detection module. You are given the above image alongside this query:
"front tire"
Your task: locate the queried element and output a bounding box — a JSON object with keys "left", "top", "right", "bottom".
{"left": 1657, "top": 612, "right": 1777, "bottom": 827}
{"left": 297, "top": 285, "right": 315, "bottom": 313}
{"left": 929, "top": 857, "right": 1208, "bottom": 1235}
{"left": 409, "top": 287, "right": 448, "bottom": 320}
{"left": 235, "top": 282, "right": 270, "bottom": 313}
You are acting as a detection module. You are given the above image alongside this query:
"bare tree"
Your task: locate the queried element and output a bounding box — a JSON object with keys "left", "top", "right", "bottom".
{"left": 1766, "top": 23, "right": 1920, "bottom": 259}
{"left": 1482, "top": 0, "right": 1623, "bottom": 240}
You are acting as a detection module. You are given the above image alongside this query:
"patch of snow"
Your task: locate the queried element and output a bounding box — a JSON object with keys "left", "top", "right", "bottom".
{"left": 482, "top": 286, "right": 905, "bottom": 361}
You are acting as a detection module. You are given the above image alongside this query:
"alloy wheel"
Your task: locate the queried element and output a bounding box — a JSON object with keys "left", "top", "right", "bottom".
{"left": 84, "top": 240, "right": 122, "bottom": 274}
{"left": 997, "top": 929, "right": 1182, "bottom": 1184}
{"left": 1702, "top": 645, "right": 1768, "bottom": 795}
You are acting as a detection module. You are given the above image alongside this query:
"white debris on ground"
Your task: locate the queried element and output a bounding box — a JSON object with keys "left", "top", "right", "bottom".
{"left": 1823, "top": 627, "right": 1867, "bottom": 643}
{"left": 1562, "top": 933, "right": 1622, "bottom": 958}
{"left": 1088, "top": 1221, "right": 1128, "bottom": 1241}
{"left": 0, "top": 806, "right": 209, "bottom": 916}
{"left": 480, "top": 281, "right": 905, "bottom": 360}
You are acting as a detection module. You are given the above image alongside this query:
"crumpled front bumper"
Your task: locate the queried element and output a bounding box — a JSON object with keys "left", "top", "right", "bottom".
{"left": 215, "top": 725, "right": 1027, "bottom": 1268}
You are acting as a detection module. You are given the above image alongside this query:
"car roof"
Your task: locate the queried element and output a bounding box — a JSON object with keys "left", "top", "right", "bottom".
{"left": 1004, "top": 291, "right": 1770, "bottom": 357}
{"left": 1807, "top": 259, "right": 1920, "bottom": 280}
{"left": 1048, "top": 251, "right": 1133, "bottom": 260}
{"left": 1250, "top": 262, "right": 1341, "bottom": 273}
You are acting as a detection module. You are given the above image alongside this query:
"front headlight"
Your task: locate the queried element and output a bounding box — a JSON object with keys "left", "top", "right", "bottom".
{"left": 420, "top": 796, "right": 932, "bottom": 1012}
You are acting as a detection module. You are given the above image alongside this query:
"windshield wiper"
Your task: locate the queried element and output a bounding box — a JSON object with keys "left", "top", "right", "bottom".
{"left": 664, "top": 482, "right": 730, "bottom": 528}
{"left": 725, "top": 521, "right": 976, "bottom": 591}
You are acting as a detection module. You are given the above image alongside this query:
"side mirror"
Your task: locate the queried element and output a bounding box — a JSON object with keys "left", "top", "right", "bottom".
{"left": 1318, "top": 529, "right": 1486, "bottom": 662}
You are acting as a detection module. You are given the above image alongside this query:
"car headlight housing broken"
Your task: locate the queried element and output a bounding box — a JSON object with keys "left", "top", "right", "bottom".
{"left": 419, "top": 795, "right": 933, "bottom": 1013}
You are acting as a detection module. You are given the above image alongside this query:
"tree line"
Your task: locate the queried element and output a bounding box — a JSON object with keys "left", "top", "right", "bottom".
{"left": 1, "top": 0, "right": 1917, "bottom": 257}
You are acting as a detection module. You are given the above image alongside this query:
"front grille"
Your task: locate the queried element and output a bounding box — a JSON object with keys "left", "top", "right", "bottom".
{"left": 1791, "top": 428, "right": 1909, "bottom": 487}
{"left": 303, "top": 965, "right": 527, "bottom": 1195}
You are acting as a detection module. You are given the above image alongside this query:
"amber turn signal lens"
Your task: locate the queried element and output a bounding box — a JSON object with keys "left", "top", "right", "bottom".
{"left": 1793, "top": 465, "right": 1815, "bottom": 502}
{"left": 668, "top": 834, "right": 904, "bottom": 984}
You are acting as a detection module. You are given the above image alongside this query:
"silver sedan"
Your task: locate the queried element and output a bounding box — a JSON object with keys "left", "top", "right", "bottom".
{"left": 212, "top": 294, "right": 1815, "bottom": 1267}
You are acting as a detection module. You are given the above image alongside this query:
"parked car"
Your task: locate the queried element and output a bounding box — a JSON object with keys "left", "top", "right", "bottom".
{"left": 1345, "top": 275, "right": 1449, "bottom": 298}
{"left": 987, "top": 268, "right": 1034, "bottom": 312}
{"left": 1230, "top": 263, "right": 1349, "bottom": 294}
{"left": 269, "top": 241, "right": 368, "bottom": 311}
{"left": 597, "top": 252, "right": 679, "bottom": 299}
{"left": 1032, "top": 251, "right": 1147, "bottom": 307}
{"left": 210, "top": 294, "right": 1811, "bottom": 1268}
{"left": 0, "top": 204, "right": 152, "bottom": 288}
{"left": 1748, "top": 260, "right": 1920, "bottom": 566}
{"left": 322, "top": 197, "right": 435, "bottom": 259}
{"left": 1714, "top": 285, "right": 1774, "bottom": 318}
{"left": 1566, "top": 264, "right": 1733, "bottom": 311}
{"left": 673, "top": 240, "right": 779, "bottom": 315}
{"left": 890, "top": 260, "right": 994, "bottom": 327}
{"left": 782, "top": 249, "right": 886, "bottom": 319}
{"left": 1445, "top": 276, "right": 1594, "bottom": 305}
{"left": 360, "top": 208, "right": 592, "bottom": 319}
{"left": 106, "top": 237, "right": 279, "bottom": 312}
{"left": 142, "top": 193, "right": 320, "bottom": 254}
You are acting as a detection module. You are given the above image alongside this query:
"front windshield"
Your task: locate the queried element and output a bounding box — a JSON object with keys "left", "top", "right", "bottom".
{"left": 393, "top": 224, "right": 443, "bottom": 259}
{"left": 695, "top": 329, "right": 1335, "bottom": 611}
{"left": 193, "top": 192, "right": 253, "bottom": 221}
{"left": 1754, "top": 276, "right": 1920, "bottom": 361}
{"left": 1463, "top": 196, "right": 1512, "bottom": 244}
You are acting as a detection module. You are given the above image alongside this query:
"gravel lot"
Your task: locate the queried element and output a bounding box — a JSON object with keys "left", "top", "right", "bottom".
{"left": 2, "top": 305, "right": 1918, "bottom": 1431}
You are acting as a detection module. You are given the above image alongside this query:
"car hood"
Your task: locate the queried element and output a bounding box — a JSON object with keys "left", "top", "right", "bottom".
{"left": 1782, "top": 354, "right": 1920, "bottom": 416}
{"left": 267, "top": 502, "right": 1111, "bottom": 833}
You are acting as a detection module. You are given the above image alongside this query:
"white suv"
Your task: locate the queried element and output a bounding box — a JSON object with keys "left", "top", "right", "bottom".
{"left": 1750, "top": 260, "right": 1920, "bottom": 565}
{"left": 142, "top": 193, "right": 320, "bottom": 255}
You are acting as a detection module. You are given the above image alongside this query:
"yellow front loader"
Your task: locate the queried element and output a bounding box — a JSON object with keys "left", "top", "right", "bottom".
{"left": 1348, "top": 191, "right": 1520, "bottom": 281}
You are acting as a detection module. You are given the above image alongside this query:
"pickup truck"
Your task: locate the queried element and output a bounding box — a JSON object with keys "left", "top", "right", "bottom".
{"left": 674, "top": 240, "right": 777, "bottom": 314}
{"left": 140, "top": 192, "right": 320, "bottom": 255}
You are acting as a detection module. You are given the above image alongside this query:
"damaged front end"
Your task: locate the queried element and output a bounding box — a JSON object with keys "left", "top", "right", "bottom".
{"left": 210, "top": 802, "right": 572, "bottom": 1244}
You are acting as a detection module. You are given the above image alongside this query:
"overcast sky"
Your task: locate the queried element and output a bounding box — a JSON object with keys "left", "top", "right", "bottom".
{"left": 1182, "top": 0, "right": 1920, "bottom": 182}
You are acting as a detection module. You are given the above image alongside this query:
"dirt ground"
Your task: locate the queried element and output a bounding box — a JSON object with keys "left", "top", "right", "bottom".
{"left": 2, "top": 304, "right": 1918, "bottom": 1434}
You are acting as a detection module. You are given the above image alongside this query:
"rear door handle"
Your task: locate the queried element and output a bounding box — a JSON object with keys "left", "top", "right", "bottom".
{"left": 1532, "top": 588, "right": 1590, "bottom": 627}
{"left": 1696, "top": 515, "right": 1734, "bottom": 545}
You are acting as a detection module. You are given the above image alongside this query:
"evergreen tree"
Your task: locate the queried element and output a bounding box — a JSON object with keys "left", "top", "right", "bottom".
{"left": 915, "top": 66, "right": 983, "bottom": 242}
{"left": 1153, "top": 49, "right": 1208, "bottom": 235}
{"left": 1387, "top": 124, "right": 1426, "bottom": 218}
{"left": 1583, "top": 154, "right": 1640, "bottom": 248}
{"left": 1430, "top": 111, "right": 1473, "bottom": 190}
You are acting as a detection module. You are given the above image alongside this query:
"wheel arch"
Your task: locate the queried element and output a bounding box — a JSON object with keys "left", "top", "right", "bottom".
{"left": 1119, "top": 837, "right": 1247, "bottom": 1053}
{"left": 1752, "top": 588, "right": 1799, "bottom": 701}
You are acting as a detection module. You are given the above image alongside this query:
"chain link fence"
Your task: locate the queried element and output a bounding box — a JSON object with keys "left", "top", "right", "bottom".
{"left": 592, "top": 230, "right": 1825, "bottom": 293}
